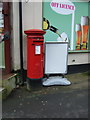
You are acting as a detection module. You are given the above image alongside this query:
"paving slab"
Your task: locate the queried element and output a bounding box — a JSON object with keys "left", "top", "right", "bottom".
{"left": 2, "top": 72, "right": 89, "bottom": 118}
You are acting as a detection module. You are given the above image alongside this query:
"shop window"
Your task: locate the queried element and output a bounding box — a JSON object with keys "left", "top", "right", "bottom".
{"left": 42, "top": 1, "right": 90, "bottom": 52}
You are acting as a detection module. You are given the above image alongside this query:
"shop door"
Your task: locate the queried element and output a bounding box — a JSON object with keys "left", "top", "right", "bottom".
{"left": 0, "top": 2, "right": 11, "bottom": 75}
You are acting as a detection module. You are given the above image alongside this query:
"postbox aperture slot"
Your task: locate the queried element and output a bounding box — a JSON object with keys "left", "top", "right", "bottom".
{"left": 32, "top": 44, "right": 35, "bottom": 45}
{"left": 33, "top": 41, "right": 43, "bottom": 42}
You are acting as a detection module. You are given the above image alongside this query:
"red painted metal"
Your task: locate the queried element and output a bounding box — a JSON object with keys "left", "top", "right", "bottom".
{"left": 24, "top": 29, "right": 46, "bottom": 80}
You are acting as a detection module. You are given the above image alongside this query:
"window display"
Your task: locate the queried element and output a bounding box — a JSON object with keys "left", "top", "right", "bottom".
{"left": 43, "top": 1, "right": 89, "bottom": 52}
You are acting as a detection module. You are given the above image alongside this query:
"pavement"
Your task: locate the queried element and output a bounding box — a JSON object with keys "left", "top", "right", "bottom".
{"left": 2, "top": 72, "right": 89, "bottom": 118}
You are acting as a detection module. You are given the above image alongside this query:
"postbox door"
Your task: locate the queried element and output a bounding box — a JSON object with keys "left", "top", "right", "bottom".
{"left": 34, "top": 43, "right": 44, "bottom": 75}
{"left": 27, "top": 38, "right": 44, "bottom": 79}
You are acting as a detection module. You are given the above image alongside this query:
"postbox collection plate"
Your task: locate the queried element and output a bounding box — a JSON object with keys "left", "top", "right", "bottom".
{"left": 35, "top": 45, "right": 41, "bottom": 54}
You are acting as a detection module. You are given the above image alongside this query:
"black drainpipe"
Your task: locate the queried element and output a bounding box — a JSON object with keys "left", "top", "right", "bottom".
{"left": 19, "top": 1, "right": 24, "bottom": 85}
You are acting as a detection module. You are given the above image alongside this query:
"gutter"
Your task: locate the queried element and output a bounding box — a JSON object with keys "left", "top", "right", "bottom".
{"left": 19, "top": 1, "right": 24, "bottom": 85}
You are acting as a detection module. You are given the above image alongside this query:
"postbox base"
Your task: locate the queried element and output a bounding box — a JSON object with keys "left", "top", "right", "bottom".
{"left": 27, "top": 77, "right": 44, "bottom": 81}
{"left": 26, "top": 77, "right": 43, "bottom": 91}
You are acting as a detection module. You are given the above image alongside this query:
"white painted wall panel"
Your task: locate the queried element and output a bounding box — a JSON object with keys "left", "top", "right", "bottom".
{"left": 10, "top": 2, "right": 20, "bottom": 70}
{"left": 68, "top": 53, "right": 89, "bottom": 65}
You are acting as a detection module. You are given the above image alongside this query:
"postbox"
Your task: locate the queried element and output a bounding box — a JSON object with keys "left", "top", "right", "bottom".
{"left": 24, "top": 29, "right": 46, "bottom": 80}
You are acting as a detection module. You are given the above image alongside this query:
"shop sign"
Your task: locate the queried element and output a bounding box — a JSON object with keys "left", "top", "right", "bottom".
{"left": 50, "top": 0, "right": 75, "bottom": 15}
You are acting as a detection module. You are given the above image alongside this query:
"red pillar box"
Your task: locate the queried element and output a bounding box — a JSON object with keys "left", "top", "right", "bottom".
{"left": 24, "top": 29, "right": 46, "bottom": 80}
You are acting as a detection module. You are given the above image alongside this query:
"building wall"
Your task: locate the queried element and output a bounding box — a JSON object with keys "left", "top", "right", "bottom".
{"left": 10, "top": 1, "right": 42, "bottom": 70}
{"left": 22, "top": 1, "right": 43, "bottom": 69}
{"left": 10, "top": 2, "right": 90, "bottom": 71}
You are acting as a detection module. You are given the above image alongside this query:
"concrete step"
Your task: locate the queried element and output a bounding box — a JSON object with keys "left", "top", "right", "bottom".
{"left": 0, "top": 87, "right": 7, "bottom": 99}
{"left": 0, "top": 80, "right": 2, "bottom": 87}
{"left": 0, "top": 73, "right": 19, "bottom": 99}
{"left": 0, "top": 87, "right": 5, "bottom": 92}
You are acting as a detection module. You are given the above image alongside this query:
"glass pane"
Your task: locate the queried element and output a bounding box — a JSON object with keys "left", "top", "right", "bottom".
{"left": 43, "top": 2, "right": 89, "bottom": 51}
{"left": 0, "top": 2, "right": 5, "bottom": 68}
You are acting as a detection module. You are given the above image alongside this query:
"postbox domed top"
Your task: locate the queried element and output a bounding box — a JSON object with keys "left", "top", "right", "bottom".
{"left": 24, "top": 29, "right": 46, "bottom": 36}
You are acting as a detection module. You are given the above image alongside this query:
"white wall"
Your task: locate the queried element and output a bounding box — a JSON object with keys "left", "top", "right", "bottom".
{"left": 22, "top": 1, "right": 42, "bottom": 69}
{"left": 11, "top": 1, "right": 42, "bottom": 70}
{"left": 68, "top": 53, "right": 89, "bottom": 65}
